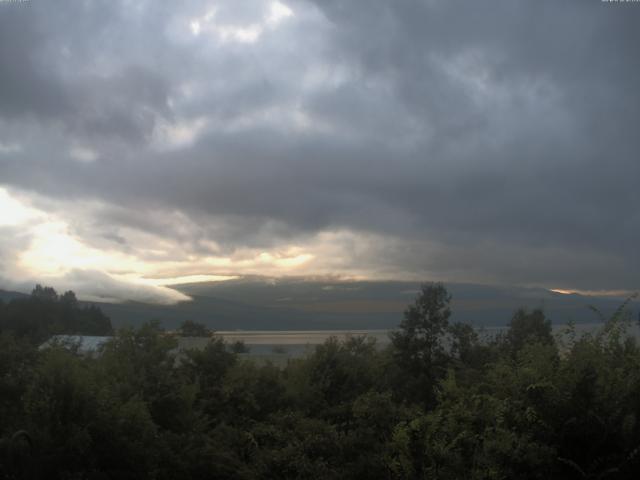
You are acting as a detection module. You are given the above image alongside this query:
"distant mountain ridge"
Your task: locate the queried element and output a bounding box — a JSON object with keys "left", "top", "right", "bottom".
{"left": 2, "top": 278, "right": 637, "bottom": 330}
{"left": 0, "top": 289, "right": 29, "bottom": 303}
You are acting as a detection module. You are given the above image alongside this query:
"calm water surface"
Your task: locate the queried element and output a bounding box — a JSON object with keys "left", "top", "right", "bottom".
{"left": 216, "top": 322, "right": 640, "bottom": 356}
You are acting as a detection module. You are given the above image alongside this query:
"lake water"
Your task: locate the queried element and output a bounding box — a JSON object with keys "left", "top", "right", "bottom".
{"left": 216, "top": 329, "right": 391, "bottom": 355}
{"left": 216, "top": 322, "right": 640, "bottom": 356}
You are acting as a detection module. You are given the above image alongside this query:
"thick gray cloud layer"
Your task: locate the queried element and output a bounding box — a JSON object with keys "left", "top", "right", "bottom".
{"left": 1, "top": 0, "right": 639, "bottom": 296}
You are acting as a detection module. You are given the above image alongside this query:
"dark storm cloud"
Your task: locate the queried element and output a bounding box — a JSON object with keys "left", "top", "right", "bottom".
{"left": 0, "top": 4, "right": 70, "bottom": 118}
{"left": 1, "top": 0, "right": 639, "bottom": 291}
{"left": 0, "top": 0, "right": 172, "bottom": 143}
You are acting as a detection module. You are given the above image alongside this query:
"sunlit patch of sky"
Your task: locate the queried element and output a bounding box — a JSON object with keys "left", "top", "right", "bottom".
{"left": 0, "top": 187, "right": 351, "bottom": 302}
{"left": 188, "top": 1, "right": 293, "bottom": 43}
{"left": 550, "top": 289, "right": 635, "bottom": 298}
{"left": 0, "top": 187, "right": 42, "bottom": 227}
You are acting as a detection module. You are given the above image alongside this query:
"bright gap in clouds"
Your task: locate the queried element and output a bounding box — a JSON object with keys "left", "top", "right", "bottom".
{"left": 0, "top": 188, "right": 42, "bottom": 226}
{"left": 188, "top": 1, "right": 293, "bottom": 43}
{"left": 0, "top": 187, "right": 321, "bottom": 303}
{"left": 142, "top": 274, "right": 237, "bottom": 286}
{"left": 20, "top": 221, "right": 109, "bottom": 275}
{"left": 267, "top": 1, "right": 293, "bottom": 25}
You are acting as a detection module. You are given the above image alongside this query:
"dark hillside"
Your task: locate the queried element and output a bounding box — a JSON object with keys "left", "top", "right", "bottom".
{"left": 94, "top": 278, "right": 638, "bottom": 330}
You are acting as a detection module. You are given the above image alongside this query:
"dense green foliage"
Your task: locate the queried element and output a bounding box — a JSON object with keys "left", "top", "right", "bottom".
{"left": 1, "top": 284, "right": 639, "bottom": 479}
{"left": 178, "top": 320, "right": 213, "bottom": 338}
{"left": 0, "top": 286, "right": 112, "bottom": 344}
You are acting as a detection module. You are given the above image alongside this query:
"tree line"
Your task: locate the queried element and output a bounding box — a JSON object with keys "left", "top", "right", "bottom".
{"left": 0, "top": 283, "right": 639, "bottom": 479}
{"left": 0, "top": 285, "right": 112, "bottom": 343}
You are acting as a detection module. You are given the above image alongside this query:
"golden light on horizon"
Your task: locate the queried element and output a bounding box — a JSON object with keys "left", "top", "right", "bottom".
{"left": 1, "top": 186, "right": 321, "bottom": 302}
{"left": 550, "top": 288, "right": 573, "bottom": 295}
{"left": 551, "top": 288, "right": 635, "bottom": 298}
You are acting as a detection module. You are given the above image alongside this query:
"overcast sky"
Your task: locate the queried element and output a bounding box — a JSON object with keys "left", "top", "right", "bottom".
{"left": 0, "top": 0, "right": 639, "bottom": 303}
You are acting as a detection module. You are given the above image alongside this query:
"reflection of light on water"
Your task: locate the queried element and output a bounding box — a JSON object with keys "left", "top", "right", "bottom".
{"left": 217, "top": 324, "right": 640, "bottom": 346}
{"left": 216, "top": 329, "right": 391, "bottom": 345}
{"left": 216, "top": 324, "right": 640, "bottom": 358}
{"left": 215, "top": 330, "right": 392, "bottom": 358}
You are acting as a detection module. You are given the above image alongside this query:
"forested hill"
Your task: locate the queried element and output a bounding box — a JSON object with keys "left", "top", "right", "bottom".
{"left": 92, "top": 278, "right": 638, "bottom": 330}
{"left": 0, "top": 289, "right": 28, "bottom": 303}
